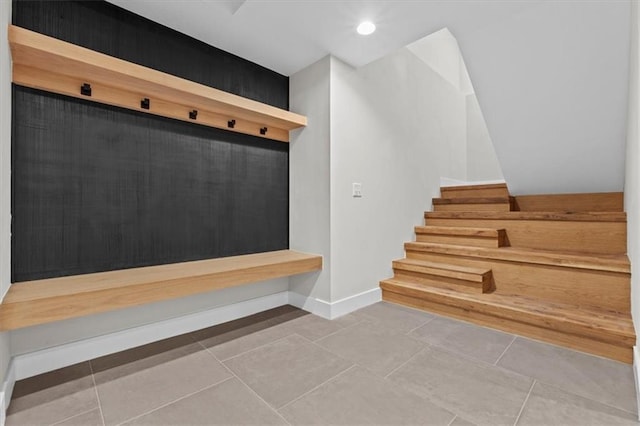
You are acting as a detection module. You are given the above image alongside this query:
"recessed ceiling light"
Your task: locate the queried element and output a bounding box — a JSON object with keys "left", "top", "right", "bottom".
{"left": 357, "top": 21, "right": 376, "bottom": 36}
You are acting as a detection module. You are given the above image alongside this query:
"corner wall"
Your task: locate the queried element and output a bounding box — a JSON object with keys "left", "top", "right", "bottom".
{"left": 626, "top": 0, "right": 640, "bottom": 361}
{"left": 289, "top": 56, "right": 332, "bottom": 308}
{"left": 289, "top": 45, "right": 504, "bottom": 311}
{"left": 329, "top": 52, "right": 467, "bottom": 301}
{"left": 1, "top": 0, "right": 13, "bottom": 397}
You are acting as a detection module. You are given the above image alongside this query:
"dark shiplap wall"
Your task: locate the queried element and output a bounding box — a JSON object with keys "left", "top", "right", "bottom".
{"left": 11, "top": 1, "right": 290, "bottom": 282}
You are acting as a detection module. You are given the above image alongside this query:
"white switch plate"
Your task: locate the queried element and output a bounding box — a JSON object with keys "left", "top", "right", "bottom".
{"left": 352, "top": 183, "right": 362, "bottom": 198}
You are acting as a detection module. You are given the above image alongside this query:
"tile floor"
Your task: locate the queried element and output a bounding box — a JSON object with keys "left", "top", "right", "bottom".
{"left": 6, "top": 302, "right": 639, "bottom": 426}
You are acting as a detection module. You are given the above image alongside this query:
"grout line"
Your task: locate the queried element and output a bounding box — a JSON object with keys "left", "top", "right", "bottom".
{"left": 50, "top": 408, "right": 98, "bottom": 426}
{"left": 113, "top": 376, "right": 235, "bottom": 426}
{"left": 529, "top": 379, "right": 640, "bottom": 418}
{"left": 494, "top": 335, "right": 517, "bottom": 366}
{"left": 212, "top": 332, "right": 298, "bottom": 363}
{"left": 88, "top": 361, "right": 106, "bottom": 426}
{"left": 513, "top": 379, "right": 536, "bottom": 426}
{"left": 311, "top": 318, "right": 366, "bottom": 343}
{"left": 384, "top": 347, "right": 428, "bottom": 379}
{"left": 405, "top": 315, "right": 436, "bottom": 335}
{"left": 277, "top": 364, "right": 358, "bottom": 411}
{"left": 447, "top": 415, "right": 458, "bottom": 426}
{"left": 199, "top": 342, "right": 292, "bottom": 426}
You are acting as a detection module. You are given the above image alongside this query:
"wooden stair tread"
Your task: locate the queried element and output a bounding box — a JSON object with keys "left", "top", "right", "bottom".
{"left": 393, "top": 258, "right": 491, "bottom": 283}
{"left": 380, "top": 279, "right": 635, "bottom": 343}
{"left": 432, "top": 197, "right": 510, "bottom": 205}
{"left": 440, "top": 183, "right": 508, "bottom": 192}
{"left": 415, "top": 226, "right": 503, "bottom": 238}
{"left": 425, "top": 211, "right": 626, "bottom": 222}
{"left": 404, "top": 242, "right": 630, "bottom": 273}
{"left": 1, "top": 250, "right": 322, "bottom": 331}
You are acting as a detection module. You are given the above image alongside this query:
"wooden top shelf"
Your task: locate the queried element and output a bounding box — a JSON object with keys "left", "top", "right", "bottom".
{"left": 8, "top": 25, "right": 307, "bottom": 142}
{"left": 1, "top": 250, "right": 322, "bottom": 331}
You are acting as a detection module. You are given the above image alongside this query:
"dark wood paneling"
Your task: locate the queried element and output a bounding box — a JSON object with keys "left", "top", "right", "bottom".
{"left": 12, "top": 87, "right": 289, "bottom": 282}
{"left": 12, "top": 0, "right": 289, "bottom": 109}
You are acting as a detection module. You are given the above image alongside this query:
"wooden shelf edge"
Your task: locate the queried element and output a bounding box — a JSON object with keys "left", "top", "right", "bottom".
{"left": 8, "top": 25, "right": 307, "bottom": 143}
{"left": 0, "top": 250, "right": 322, "bottom": 331}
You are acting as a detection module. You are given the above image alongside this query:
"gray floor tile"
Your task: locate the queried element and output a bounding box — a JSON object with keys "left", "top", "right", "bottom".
{"left": 351, "top": 301, "right": 434, "bottom": 333}
{"left": 279, "top": 365, "right": 454, "bottom": 425}
{"left": 450, "top": 417, "right": 477, "bottom": 426}
{"left": 316, "top": 320, "right": 425, "bottom": 376}
{"left": 388, "top": 346, "right": 533, "bottom": 425}
{"left": 409, "top": 316, "right": 515, "bottom": 364}
{"left": 194, "top": 308, "right": 306, "bottom": 361}
{"left": 271, "top": 313, "right": 350, "bottom": 341}
{"left": 517, "top": 382, "right": 639, "bottom": 425}
{"left": 124, "top": 378, "right": 286, "bottom": 425}
{"left": 6, "top": 362, "right": 99, "bottom": 426}
{"left": 497, "top": 337, "right": 637, "bottom": 414}
{"left": 54, "top": 409, "right": 103, "bottom": 426}
{"left": 92, "top": 335, "right": 232, "bottom": 425}
{"left": 224, "top": 334, "right": 353, "bottom": 408}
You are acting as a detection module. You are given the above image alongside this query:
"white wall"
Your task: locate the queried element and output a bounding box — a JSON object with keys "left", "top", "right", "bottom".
{"left": 329, "top": 52, "right": 468, "bottom": 301}
{"left": 407, "top": 29, "right": 503, "bottom": 184}
{"left": 289, "top": 56, "right": 332, "bottom": 304}
{"left": 626, "top": 1, "right": 640, "bottom": 346}
{"left": 1, "top": 0, "right": 12, "bottom": 388}
{"left": 466, "top": 94, "right": 504, "bottom": 182}
{"left": 459, "top": 1, "right": 631, "bottom": 195}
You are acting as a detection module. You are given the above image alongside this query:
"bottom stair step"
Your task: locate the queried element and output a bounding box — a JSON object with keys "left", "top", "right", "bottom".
{"left": 380, "top": 279, "right": 635, "bottom": 363}
{"left": 392, "top": 258, "right": 492, "bottom": 294}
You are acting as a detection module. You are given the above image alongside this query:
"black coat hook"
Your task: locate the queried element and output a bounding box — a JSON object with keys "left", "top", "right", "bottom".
{"left": 189, "top": 110, "right": 198, "bottom": 120}
{"left": 260, "top": 127, "right": 268, "bottom": 135}
{"left": 80, "top": 83, "right": 92, "bottom": 96}
{"left": 141, "top": 98, "right": 150, "bottom": 109}
{"left": 228, "top": 119, "right": 236, "bottom": 129}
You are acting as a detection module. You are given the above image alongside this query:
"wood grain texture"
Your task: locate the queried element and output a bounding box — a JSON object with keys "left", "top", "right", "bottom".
{"left": 1, "top": 250, "right": 322, "bottom": 331}
{"left": 433, "top": 203, "right": 511, "bottom": 212}
{"left": 415, "top": 226, "right": 506, "bottom": 248}
{"left": 404, "top": 242, "right": 630, "bottom": 273}
{"left": 404, "top": 244, "right": 630, "bottom": 313}
{"left": 440, "top": 183, "right": 509, "bottom": 199}
{"left": 512, "top": 192, "right": 624, "bottom": 212}
{"left": 392, "top": 259, "right": 491, "bottom": 294}
{"left": 424, "top": 213, "right": 626, "bottom": 255}
{"left": 381, "top": 288, "right": 633, "bottom": 363}
{"left": 9, "top": 25, "right": 306, "bottom": 142}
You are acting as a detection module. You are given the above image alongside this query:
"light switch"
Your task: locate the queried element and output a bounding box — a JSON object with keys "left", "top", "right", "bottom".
{"left": 352, "top": 182, "right": 362, "bottom": 198}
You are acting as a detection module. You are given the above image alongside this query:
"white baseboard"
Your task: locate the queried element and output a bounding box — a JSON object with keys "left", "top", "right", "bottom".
{"left": 288, "top": 287, "right": 381, "bottom": 320}
{"left": 0, "top": 359, "right": 15, "bottom": 426}
{"left": 288, "top": 291, "right": 332, "bottom": 319}
{"left": 328, "top": 288, "right": 381, "bottom": 319}
{"left": 634, "top": 346, "right": 640, "bottom": 420}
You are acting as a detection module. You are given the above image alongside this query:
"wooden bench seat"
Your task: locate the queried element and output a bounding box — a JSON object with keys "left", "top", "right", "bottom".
{"left": 0, "top": 250, "right": 322, "bottom": 331}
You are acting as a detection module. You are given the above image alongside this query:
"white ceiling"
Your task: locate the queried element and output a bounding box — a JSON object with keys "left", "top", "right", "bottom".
{"left": 106, "top": 0, "right": 543, "bottom": 76}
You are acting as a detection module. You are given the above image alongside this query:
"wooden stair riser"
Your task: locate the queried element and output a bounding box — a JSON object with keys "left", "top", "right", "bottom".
{"left": 404, "top": 249, "right": 630, "bottom": 313}
{"left": 433, "top": 203, "right": 511, "bottom": 212}
{"left": 424, "top": 216, "right": 626, "bottom": 255}
{"left": 440, "top": 183, "right": 509, "bottom": 200}
{"left": 381, "top": 289, "right": 632, "bottom": 363}
{"left": 415, "top": 233, "right": 504, "bottom": 247}
{"left": 512, "top": 192, "right": 623, "bottom": 213}
{"left": 392, "top": 270, "right": 490, "bottom": 294}
{"left": 380, "top": 281, "right": 634, "bottom": 347}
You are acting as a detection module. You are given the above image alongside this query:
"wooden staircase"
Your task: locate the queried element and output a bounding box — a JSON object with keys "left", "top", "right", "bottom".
{"left": 381, "top": 183, "right": 635, "bottom": 363}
